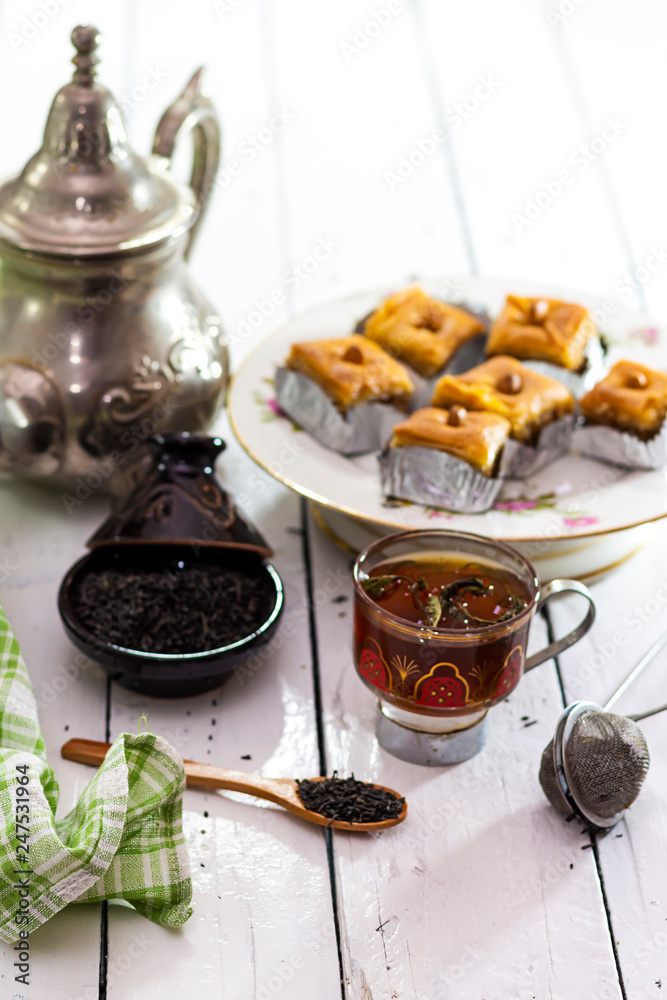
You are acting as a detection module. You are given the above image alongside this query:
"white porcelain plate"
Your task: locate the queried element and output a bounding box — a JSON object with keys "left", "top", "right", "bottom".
{"left": 229, "top": 276, "right": 667, "bottom": 550}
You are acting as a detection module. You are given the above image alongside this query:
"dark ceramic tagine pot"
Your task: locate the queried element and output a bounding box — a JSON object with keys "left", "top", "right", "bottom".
{"left": 58, "top": 434, "right": 284, "bottom": 697}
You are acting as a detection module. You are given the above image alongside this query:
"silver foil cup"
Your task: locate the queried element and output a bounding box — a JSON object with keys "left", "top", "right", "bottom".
{"left": 378, "top": 444, "right": 503, "bottom": 513}
{"left": 445, "top": 330, "right": 488, "bottom": 375}
{"left": 274, "top": 368, "right": 409, "bottom": 456}
{"left": 518, "top": 336, "right": 605, "bottom": 398}
{"left": 499, "top": 415, "right": 574, "bottom": 479}
{"left": 572, "top": 418, "right": 667, "bottom": 470}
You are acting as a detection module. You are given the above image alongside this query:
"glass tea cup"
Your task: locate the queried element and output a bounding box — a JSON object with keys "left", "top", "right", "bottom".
{"left": 353, "top": 529, "right": 595, "bottom": 765}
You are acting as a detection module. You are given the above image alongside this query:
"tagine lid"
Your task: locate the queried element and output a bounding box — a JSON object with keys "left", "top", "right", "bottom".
{"left": 87, "top": 434, "right": 273, "bottom": 557}
{"left": 0, "top": 25, "right": 196, "bottom": 257}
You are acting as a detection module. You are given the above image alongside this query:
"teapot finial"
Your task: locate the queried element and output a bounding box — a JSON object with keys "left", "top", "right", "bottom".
{"left": 71, "top": 25, "right": 100, "bottom": 87}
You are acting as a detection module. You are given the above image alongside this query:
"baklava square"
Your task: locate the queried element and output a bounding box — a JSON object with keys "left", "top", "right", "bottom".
{"left": 362, "top": 286, "right": 486, "bottom": 378}
{"left": 285, "top": 334, "right": 414, "bottom": 411}
{"left": 487, "top": 295, "right": 596, "bottom": 372}
{"left": 432, "top": 355, "right": 574, "bottom": 444}
{"left": 579, "top": 360, "right": 667, "bottom": 439}
{"left": 389, "top": 406, "right": 511, "bottom": 476}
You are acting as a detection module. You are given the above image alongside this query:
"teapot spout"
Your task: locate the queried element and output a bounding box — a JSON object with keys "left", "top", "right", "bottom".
{"left": 0, "top": 363, "right": 66, "bottom": 478}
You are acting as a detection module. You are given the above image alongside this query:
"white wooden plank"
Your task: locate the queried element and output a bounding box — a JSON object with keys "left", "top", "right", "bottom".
{"left": 417, "top": 0, "right": 635, "bottom": 301}
{"left": 553, "top": 0, "right": 667, "bottom": 318}
{"left": 0, "top": 484, "right": 112, "bottom": 998}
{"left": 104, "top": 809, "right": 338, "bottom": 1000}
{"left": 266, "top": 0, "right": 627, "bottom": 991}
{"left": 123, "top": 0, "right": 291, "bottom": 368}
{"left": 96, "top": 1, "right": 341, "bottom": 994}
{"left": 539, "top": 5, "right": 667, "bottom": 996}
{"left": 0, "top": 0, "right": 132, "bottom": 176}
{"left": 549, "top": 519, "right": 667, "bottom": 999}
{"left": 0, "top": 5, "right": 131, "bottom": 995}
{"left": 307, "top": 508, "right": 622, "bottom": 998}
{"left": 104, "top": 424, "right": 341, "bottom": 999}
{"left": 261, "top": 0, "right": 471, "bottom": 311}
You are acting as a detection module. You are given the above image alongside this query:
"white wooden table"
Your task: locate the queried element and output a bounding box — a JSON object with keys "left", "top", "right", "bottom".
{"left": 1, "top": 1, "right": 666, "bottom": 997}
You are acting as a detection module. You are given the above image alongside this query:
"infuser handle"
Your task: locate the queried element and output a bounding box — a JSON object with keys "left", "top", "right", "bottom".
{"left": 629, "top": 703, "right": 667, "bottom": 722}
{"left": 153, "top": 67, "right": 221, "bottom": 260}
{"left": 523, "top": 579, "right": 596, "bottom": 672}
{"left": 604, "top": 628, "right": 667, "bottom": 711}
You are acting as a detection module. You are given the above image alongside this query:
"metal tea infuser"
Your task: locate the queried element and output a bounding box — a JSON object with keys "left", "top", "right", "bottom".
{"left": 539, "top": 630, "right": 667, "bottom": 830}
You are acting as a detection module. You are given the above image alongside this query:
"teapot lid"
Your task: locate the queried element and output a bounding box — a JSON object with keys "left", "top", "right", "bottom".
{"left": 0, "top": 25, "right": 197, "bottom": 257}
{"left": 87, "top": 434, "right": 273, "bottom": 558}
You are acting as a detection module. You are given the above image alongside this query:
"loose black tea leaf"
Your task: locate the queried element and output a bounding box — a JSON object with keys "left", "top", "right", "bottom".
{"left": 71, "top": 564, "right": 271, "bottom": 654}
{"left": 296, "top": 774, "right": 405, "bottom": 824}
{"left": 439, "top": 577, "right": 487, "bottom": 602}
{"left": 446, "top": 592, "right": 526, "bottom": 627}
{"left": 425, "top": 594, "right": 441, "bottom": 628}
{"left": 361, "top": 574, "right": 404, "bottom": 597}
{"left": 434, "top": 576, "right": 527, "bottom": 627}
{"left": 362, "top": 573, "right": 431, "bottom": 621}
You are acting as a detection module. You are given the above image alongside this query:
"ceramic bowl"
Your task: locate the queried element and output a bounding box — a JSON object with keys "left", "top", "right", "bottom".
{"left": 58, "top": 543, "right": 284, "bottom": 697}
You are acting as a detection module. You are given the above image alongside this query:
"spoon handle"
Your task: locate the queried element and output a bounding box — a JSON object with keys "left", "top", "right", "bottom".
{"left": 61, "top": 738, "right": 298, "bottom": 806}
{"left": 61, "top": 738, "right": 408, "bottom": 832}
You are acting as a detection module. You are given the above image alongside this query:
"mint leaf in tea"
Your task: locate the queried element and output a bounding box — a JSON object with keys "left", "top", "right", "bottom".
{"left": 361, "top": 555, "right": 529, "bottom": 630}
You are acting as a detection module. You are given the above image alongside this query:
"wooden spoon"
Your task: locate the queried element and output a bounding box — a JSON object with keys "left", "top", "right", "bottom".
{"left": 61, "top": 738, "right": 407, "bottom": 833}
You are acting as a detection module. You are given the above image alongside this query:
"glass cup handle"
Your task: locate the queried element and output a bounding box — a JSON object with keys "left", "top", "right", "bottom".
{"left": 523, "top": 579, "right": 596, "bottom": 673}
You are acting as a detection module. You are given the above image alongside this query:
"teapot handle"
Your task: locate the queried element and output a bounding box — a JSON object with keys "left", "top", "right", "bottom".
{"left": 152, "top": 67, "right": 221, "bottom": 261}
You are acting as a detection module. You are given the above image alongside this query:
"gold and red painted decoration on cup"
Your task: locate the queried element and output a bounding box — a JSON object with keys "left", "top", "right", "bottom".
{"left": 358, "top": 638, "right": 524, "bottom": 708}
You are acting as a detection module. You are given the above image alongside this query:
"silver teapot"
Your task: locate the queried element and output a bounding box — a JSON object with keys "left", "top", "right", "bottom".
{"left": 0, "top": 25, "right": 228, "bottom": 494}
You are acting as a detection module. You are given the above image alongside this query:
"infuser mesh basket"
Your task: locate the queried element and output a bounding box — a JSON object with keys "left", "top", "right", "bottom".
{"left": 539, "top": 710, "right": 650, "bottom": 820}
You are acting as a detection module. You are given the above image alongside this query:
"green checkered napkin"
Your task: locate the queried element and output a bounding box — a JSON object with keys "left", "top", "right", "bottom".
{"left": 0, "top": 605, "right": 192, "bottom": 943}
